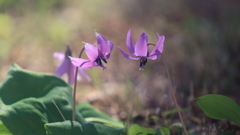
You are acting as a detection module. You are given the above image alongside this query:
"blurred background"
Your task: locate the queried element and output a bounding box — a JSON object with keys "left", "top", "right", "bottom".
{"left": 0, "top": 0, "right": 240, "bottom": 130}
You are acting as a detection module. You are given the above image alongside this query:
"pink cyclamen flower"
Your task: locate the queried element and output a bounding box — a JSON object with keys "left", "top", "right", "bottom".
{"left": 54, "top": 46, "right": 91, "bottom": 84}
{"left": 69, "top": 32, "right": 114, "bottom": 70}
{"left": 118, "top": 29, "right": 165, "bottom": 70}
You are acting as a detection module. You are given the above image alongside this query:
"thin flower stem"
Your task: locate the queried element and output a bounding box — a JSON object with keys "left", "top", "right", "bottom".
{"left": 72, "top": 47, "right": 85, "bottom": 121}
{"left": 52, "top": 100, "right": 66, "bottom": 121}
{"left": 162, "top": 54, "right": 188, "bottom": 135}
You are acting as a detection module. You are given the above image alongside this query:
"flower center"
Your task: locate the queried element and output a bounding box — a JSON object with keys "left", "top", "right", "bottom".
{"left": 95, "top": 57, "right": 107, "bottom": 70}
{"left": 138, "top": 42, "right": 154, "bottom": 71}
{"left": 139, "top": 57, "right": 147, "bottom": 71}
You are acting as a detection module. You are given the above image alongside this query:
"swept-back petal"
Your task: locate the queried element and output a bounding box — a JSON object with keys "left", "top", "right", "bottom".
{"left": 135, "top": 32, "right": 148, "bottom": 56}
{"left": 79, "top": 68, "right": 91, "bottom": 82}
{"left": 84, "top": 43, "right": 99, "bottom": 62}
{"left": 145, "top": 33, "right": 149, "bottom": 44}
{"left": 126, "top": 29, "right": 135, "bottom": 55}
{"left": 105, "top": 53, "right": 111, "bottom": 60}
{"left": 148, "top": 34, "right": 165, "bottom": 60}
{"left": 53, "top": 52, "right": 65, "bottom": 61}
{"left": 55, "top": 58, "right": 68, "bottom": 77}
{"left": 105, "top": 41, "right": 114, "bottom": 59}
{"left": 156, "top": 34, "right": 165, "bottom": 54}
{"left": 108, "top": 40, "right": 114, "bottom": 52}
{"left": 118, "top": 46, "right": 140, "bottom": 60}
{"left": 68, "top": 56, "right": 95, "bottom": 69}
{"left": 96, "top": 32, "right": 109, "bottom": 53}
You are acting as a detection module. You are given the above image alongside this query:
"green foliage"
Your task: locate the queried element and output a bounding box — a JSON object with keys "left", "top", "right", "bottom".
{"left": 77, "top": 102, "right": 124, "bottom": 127}
{"left": 82, "top": 123, "right": 123, "bottom": 135}
{"left": 0, "top": 64, "right": 86, "bottom": 135}
{"left": 157, "top": 127, "right": 170, "bottom": 135}
{"left": 44, "top": 121, "right": 123, "bottom": 135}
{"left": 44, "top": 120, "right": 83, "bottom": 135}
{"left": 127, "top": 124, "right": 171, "bottom": 135}
{"left": 162, "top": 108, "right": 189, "bottom": 116}
{"left": 0, "top": 64, "right": 124, "bottom": 135}
{"left": 169, "top": 123, "right": 183, "bottom": 135}
{"left": 0, "top": 121, "right": 12, "bottom": 135}
{"left": 196, "top": 94, "right": 240, "bottom": 125}
{"left": 128, "top": 124, "right": 156, "bottom": 135}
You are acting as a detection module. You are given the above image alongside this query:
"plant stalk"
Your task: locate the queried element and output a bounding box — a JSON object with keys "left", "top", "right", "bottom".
{"left": 72, "top": 47, "right": 85, "bottom": 121}
{"left": 52, "top": 100, "right": 66, "bottom": 121}
{"left": 162, "top": 54, "right": 188, "bottom": 135}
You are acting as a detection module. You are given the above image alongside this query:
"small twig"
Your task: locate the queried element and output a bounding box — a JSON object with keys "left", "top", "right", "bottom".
{"left": 162, "top": 54, "right": 188, "bottom": 135}
{"left": 52, "top": 100, "right": 66, "bottom": 121}
{"left": 72, "top": 47, "right": 85, "bottom": 121}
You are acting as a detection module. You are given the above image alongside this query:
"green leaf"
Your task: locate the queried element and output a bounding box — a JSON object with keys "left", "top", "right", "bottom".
{"left": 77, "top": 102, "right": 123, "bottom": 127}
{"left": 168, "top": 123, "right": 183, "bottom": 135}
{"left": 44, "top": 120, "right": 83, "bottom": 135}
{"left": 82, "top": 123, "right": 123, "bottom": 135}
{"left": 128, "top": 124, "right": 156, "bottom": 135}
{"left": 0, "top": 121, "right": 12, "bottom": 135}
{"left": 196, "top": 94, "right": 240, "bottom": 125}
{"left": 171, "top": 122, "right": 183, "bottom": 128}
{"left": 162, "top": 108, "right": 190, "bottom": 116}
{"left": 0, "top": 64, "right": 86, "bottom": 135}
{"left": 157, "top": 127, "right": 170, "bottom": 135}
{"left": 44, "top": 121, "right": 123, "bottom": 135}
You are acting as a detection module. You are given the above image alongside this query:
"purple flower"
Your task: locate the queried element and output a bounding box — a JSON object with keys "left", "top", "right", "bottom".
{"left": 118, "top": 29, "right": 165, "bottom": 70}
{"left": 69, "top": 32, "right": 114, "bottom": 70}
{"left": 54, "top": 46, "right": 91, "bottom": 84}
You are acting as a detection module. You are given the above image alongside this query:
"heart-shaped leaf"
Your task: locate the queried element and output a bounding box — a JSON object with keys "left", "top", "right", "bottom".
{"left": 0, "top": 121, "right": 12, "bottom": 135}
{"left": 44, "top": 120, "right": 83, "bottom": 135}
{"left": 196, "top": 94, "right": 240, "bottom": 125}
{"left": 0, "top": 64, "right": 86, "bottom": 135}
{"left": 77, "top": 102, "right": 123, "bottom": 127}
{"left": 45, "top": 121, "right": 123, "bottom": 135}
{"left": 82, "top": 123, "right": 123, "bottom": 135}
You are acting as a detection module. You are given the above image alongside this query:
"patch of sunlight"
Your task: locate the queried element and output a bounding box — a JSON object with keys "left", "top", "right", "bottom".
{"left": 0, "top": 41, "right": 10, "bottom": 58}
{"left": 0, "top": 13, "right": 12, "bottom": 40}
{"left": 0, "top": 14, "right": 12, "bottom": 58}
{"left": 89, "top": 69, "right": 101, "bottom": 87}
{"left": 47, "top": 20, "right": 69, "bottom": 44}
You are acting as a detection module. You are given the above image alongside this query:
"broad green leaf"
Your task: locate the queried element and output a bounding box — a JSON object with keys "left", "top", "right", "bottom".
{"left": 84, "top": 117, "right": 123, "bottom": 127}
{"left": 82, "top": 123, "right": 123, "bottom": 135}
{"left": 128, "top": 124, "right": 156, "bottom": 135}
{"left": 0, "top": 121, "right": 12, "bottom": 135}
{"left": 44, "top": 121, "right": 123, "bottom": 135}
{"left": 77, "top": 102, "right": 123, "bottom": 127}
{"left": 44, "top": 120, "right": 83, "bottom": 135}
{"left": 196, "top": 94, "right": 240, "bottom": 125}
{"left": 0, "top": 64, "right": 86, "bottom": 135}
{"left": 157, "top": 127, "right": 170, "bottom": 135}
